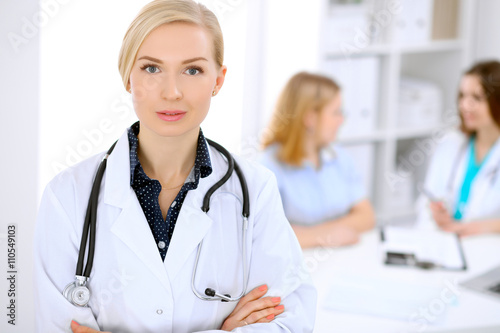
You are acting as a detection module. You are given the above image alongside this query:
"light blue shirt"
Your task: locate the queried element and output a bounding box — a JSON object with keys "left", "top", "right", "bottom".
{"left": 258, "top": 144, "right": 366, "bottom": 226}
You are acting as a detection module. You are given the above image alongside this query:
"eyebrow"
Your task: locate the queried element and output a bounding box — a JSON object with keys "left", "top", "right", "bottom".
{"left": 137, "top": 56, "right": 208, "bottom": 64}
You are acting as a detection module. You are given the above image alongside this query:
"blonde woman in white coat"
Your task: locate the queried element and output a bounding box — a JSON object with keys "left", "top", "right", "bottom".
{"left": 33, "top": 1, "right": 316, "bottom": 332}
{"left": 417, "top": 60, "right": 500, "bottom": 236}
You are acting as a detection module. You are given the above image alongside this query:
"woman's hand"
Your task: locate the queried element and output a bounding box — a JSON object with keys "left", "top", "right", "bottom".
{"left": 430, "top": 201, "right": 500, "bottom": 237}
{"left": 441, "top": 220, "right": 500, "bottom": 237}
{"left": 71, "top": 320, "right": 111, "bottom": 333}
{"left": 429, "top": 201, "right": 454, "bottom": 228}
{"left": 220, "top": 284, "right": 284, "bottom": 331}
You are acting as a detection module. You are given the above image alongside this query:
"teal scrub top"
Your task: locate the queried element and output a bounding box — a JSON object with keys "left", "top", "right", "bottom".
{"left": 454, "top": 136, "right": 492, "bottom": 220}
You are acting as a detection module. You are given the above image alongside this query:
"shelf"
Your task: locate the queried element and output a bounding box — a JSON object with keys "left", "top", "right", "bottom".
{"left": 324, "top": 39, "right": 463, "bottom": 59}
{"left": 399, "top": 39, "right": 464, "bottom": 54}
{"left": 325, "top": 44, "right": 392, "bottom": 59}
{"left": 338, "top": 131, "right": 387, "bottom": 145}
{"left": 393, "top": 126, "right": 443, "bottom": 140}
{"left": 337, "top": 125, "right": 445, "bottom": 144}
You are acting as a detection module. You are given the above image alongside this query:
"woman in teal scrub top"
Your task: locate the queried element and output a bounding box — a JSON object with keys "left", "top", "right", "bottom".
{"left": 420, "top": 60, "right": 500, "bottom": 236}
{"left": 259, "top": 72, "right": 375, "bottom": 249}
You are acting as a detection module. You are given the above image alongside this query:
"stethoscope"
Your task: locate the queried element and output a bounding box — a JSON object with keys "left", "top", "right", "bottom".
{"left": 63, "top": 138, "right": 250, "bottom": 307}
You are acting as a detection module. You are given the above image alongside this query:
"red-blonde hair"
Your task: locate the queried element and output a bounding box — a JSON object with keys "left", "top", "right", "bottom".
{"left": 262, "top": 72, "right": 340, "bottom": 166}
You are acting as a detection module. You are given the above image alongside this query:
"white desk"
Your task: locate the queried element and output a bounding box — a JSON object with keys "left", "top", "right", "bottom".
{"left": 303, "top": 230, "right": 500, "bottom": 333}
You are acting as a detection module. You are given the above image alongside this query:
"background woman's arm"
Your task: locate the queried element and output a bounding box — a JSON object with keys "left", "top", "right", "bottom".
{"left": 292, "top": 199, "right": 375, "bottom": 249}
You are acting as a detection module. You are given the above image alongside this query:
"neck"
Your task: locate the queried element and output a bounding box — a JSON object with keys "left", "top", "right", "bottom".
{"left": 137, "top": 125, "right": 199, "bottom": 186}
{"left": 475, "top": 125, "right": 500, "bottom": 149}
{"left": 302, "top": 135, "right": 320, "bottom": 167}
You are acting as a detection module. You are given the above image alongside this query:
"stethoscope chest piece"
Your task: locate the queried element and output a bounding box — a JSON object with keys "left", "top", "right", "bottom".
{"left": 63, "top": 276, "right": 91, "bottom": 307}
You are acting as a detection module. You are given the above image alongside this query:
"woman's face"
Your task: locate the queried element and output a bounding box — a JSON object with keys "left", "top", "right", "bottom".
{"left": 315, "top": 94, "right": 343, "bottom": 147}
{"left": 128, "top": 22, "right": 226, "bottom": 138}
{"left": 458, "top": 74, "right": 494, "bottom": 132}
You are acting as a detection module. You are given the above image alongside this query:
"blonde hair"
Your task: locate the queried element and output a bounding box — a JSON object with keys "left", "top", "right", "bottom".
{"left": 262, "top": 72, "right": 340, "bottom": 166}
{"left": 118, "top": 0, "right": 224, "bottom": 89}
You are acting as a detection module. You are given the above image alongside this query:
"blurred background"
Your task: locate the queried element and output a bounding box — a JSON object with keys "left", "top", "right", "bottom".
{"left": 2, "top": 0, "right": 500, "bottom": 332}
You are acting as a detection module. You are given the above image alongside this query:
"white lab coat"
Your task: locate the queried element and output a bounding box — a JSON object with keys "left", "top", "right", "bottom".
{"left": 416, "top": 130, "right": 500, "bottom": 227}
{"left": 34, "top": 129, "right": 316, "bottom": 333}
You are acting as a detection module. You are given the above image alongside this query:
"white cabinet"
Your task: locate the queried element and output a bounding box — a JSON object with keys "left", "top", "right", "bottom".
{"left": 252, "top": 0, "right": 475, "bottom": 224}
{"left": 320, "top": 0, "right": 474, "bottom": 223}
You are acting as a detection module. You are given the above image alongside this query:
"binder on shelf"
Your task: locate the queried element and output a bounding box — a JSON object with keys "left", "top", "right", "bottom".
{"left": 432, "top": 0, "right": 459, "bottom": 40}
{"left": 391, "top": 0, "right": 433, "bottom": 45}
{"left": 325, "top": 56, "right": 380, "bottom": 139}
{"left": 324, "top": 3, "right": 370, "bottom": 52}
{"left": 380, "top": 226, "right": 467, "bottom": 271}
{"left": 398, "top": 77, "right": 443, "bottom": 128}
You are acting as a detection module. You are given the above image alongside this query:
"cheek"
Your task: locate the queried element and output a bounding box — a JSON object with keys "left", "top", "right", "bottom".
{"left": 187, "top": 86, "right": 212, "bottom": 114}
{"left": 130, "top": 73, "right": 162, "bottom": 106}
{"left": 478, "top": 103, "right": 492, "bottom": 120}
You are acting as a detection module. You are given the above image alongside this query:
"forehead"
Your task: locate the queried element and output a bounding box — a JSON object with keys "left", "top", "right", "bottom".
{"left": 323, "top": 94, "right": 341, "bottom": 110}
{"left": 137, "top": 22, "right": 213, "bottom": 62}
{"left": 460, "top": 75, "right": 484, "bottom": 93}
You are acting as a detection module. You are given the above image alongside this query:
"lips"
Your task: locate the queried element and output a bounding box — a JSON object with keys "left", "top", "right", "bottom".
{"left": 156, "top": 110, "right": 187, "bottom": 122}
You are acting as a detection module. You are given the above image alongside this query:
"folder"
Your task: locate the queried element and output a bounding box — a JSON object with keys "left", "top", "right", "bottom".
{"left": 326, "top": 56, "right": 380, "bottom": 139}
{"left": 391, "top": 0, "right": 433, "bottom": 45}
{"left": 380, "top": 226, "right": 467, "bottom": 271}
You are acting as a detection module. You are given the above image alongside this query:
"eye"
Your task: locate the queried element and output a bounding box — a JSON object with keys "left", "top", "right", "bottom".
{"left": 184, "top": 66, "right": 203, "bottom": 76}
{"left": 140, "top": 64, "right": 160, "bottom": 74}
{"left": 473, "top": 94, "right": 484, "bottom": 102}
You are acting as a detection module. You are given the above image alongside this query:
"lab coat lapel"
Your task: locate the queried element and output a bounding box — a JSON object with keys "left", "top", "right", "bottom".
{"left": 468, "top": 138, "right": 500, "bottom": 217}
{"left": 164, "top": 176, "right": 215, "bottom": 282}
{"left": 102, "top": 130, "right": 170, "bottom": 289}
{"left": 110, "top": 192, "right": 171, "bottom": 290}
{"left": 164, "top": 142, "right": 224, "bottom": 282}
{"left": 477, "top": 137, "right": 500, "bottom": 179}
{"left": 103, "top": 130, "right": 131, "bottom": 209}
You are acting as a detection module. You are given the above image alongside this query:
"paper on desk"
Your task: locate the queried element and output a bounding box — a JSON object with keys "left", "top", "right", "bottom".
{"left": 381, "top": 226, "right": 466, "bottom": 270}
{"left": 323, "top": 273, "right": 454, "bottom": 322}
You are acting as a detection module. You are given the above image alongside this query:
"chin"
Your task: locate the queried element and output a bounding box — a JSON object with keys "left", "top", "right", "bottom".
{"left": 464, "top": 122, "right": 478, "bottom": 132}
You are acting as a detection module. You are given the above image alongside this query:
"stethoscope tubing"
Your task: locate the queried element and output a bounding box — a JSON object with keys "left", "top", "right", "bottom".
{"left": 76, "top": 141, "right": 117, "bottom": 278}
{"left": 70, "top": 137, "right": 249, "bottom": 305}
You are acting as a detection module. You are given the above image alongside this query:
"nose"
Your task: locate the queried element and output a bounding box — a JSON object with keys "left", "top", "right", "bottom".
{"left": 459, "top": 96, "right": 473, "bottom": 114}
{"left": 161, "top": 75, "right": 182, "bottom": 101}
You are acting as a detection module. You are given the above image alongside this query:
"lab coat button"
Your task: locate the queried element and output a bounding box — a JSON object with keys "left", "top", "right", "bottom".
{"left": 156, "top": 309, "right": 163, "bottom": 315}
{"left": 158, "top": 241, "right": 166, "bottom": 249}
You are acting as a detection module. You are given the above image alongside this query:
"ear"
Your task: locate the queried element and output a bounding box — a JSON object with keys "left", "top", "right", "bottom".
{"left": 303, "top": 108, "right": 318, "bottom": 130}
{"left": 213, "top": 65, "right": 227, "bottom": 95}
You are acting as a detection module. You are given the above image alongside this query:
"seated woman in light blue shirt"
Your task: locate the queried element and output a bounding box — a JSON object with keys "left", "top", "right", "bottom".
{"left": 259, "top": 72, "right": 375, "bottom": 248}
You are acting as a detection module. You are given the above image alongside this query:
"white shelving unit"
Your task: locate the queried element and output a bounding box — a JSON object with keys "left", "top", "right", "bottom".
{"left": 319, "top": 0, "right": 476, "bottom": 224}
{"left": 254, "top": 0, "right": 477, "bottom": 225}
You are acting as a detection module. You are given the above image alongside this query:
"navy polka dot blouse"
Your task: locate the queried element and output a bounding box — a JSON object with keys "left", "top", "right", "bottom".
{"left": 127, "top": 121, "right": 212, "bottom": 261}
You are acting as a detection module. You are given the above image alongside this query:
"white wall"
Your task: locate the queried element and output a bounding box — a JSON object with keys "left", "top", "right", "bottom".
{"left": 0, "top": 0, "right": 39, "bottom": 331}
{"left": 474, "top": 0, "right": 500, "bottom": 61}
{"left": 39, "top": 0, "right": 248, "bottom": 189}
